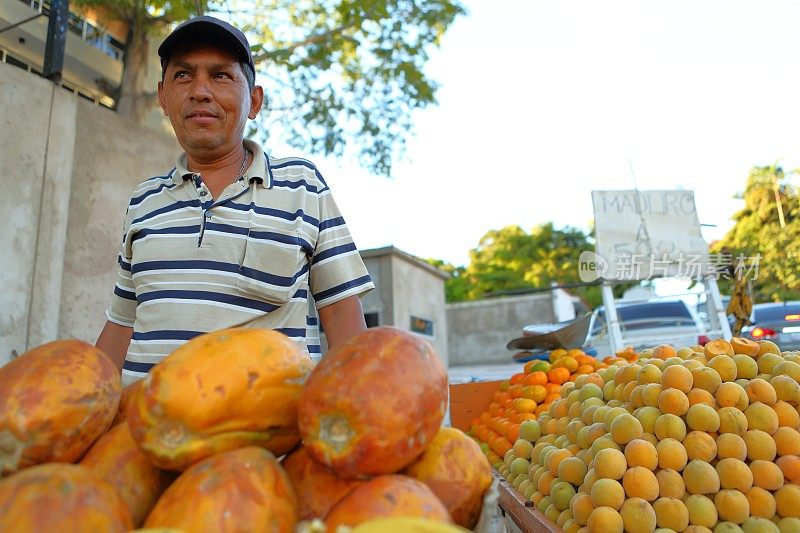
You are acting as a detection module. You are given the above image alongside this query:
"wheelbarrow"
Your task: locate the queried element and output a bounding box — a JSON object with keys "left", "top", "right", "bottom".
{"left": 506, "top": 313, "right": 595, "bottom": 363}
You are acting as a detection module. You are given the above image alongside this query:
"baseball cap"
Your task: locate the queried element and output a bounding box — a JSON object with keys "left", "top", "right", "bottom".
{"left": 158, "top": 16, "right": 255, "bottom": 76}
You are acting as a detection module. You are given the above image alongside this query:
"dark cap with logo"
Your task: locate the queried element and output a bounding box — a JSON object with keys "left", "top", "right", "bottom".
{"left": 158, "top": 16, "right": 255, "bottom": 76}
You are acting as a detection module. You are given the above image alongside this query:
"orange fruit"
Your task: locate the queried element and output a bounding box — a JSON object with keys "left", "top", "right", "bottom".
{"left": 652, "top": 345, "right": 677, "bottom": 360}
{"left": 704, "top": 339, "right": 734, "bottom": 358}
{"left": 525, "top": 371, "right": 548, "bottom": 386}
{"left": 548, "top": 367, "right": 570, "bottom": 385}
{"left": 553, "top": 357, "right": 579, "bottom": 373}
{"left": 510, "top": 372, "right": 527, "bottom": 385}
{"left": 658, "top": 388, "right": 690, "bottom": 416}
{"left": 622, "top": 467, "right": 659, "bottom": 501}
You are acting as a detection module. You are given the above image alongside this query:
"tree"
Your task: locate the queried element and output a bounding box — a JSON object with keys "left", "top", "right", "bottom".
{"left": 75, "top": 0, "right": 207, "bottom": 123}
{"left": 73, "top": 0, "right": 464, "bottom": 176}
{"left": 711, "top": 164, "right": 800, "bottom": 302}
{"left": 433, "top": 223, "right": 608, "bottom": 307}
{"left": 425, "top": 259, "right": 469, "bottom": 302}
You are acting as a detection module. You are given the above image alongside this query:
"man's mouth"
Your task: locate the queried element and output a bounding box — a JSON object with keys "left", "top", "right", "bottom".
{"left": 186, "top": 110, "right": 219, "bottom": 123}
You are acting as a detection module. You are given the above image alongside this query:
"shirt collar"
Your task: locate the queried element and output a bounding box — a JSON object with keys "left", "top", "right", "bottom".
{"left": 172, "top": 139, "right": 273, "bottom": 189}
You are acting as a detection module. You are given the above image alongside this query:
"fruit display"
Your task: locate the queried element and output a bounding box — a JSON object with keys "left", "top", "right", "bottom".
{"left": 474, "top": 338, "right": 800, "bottom": 533}
{"left": 0, "top": 326, "right": 494, "bottom": 533}
{"left": 471, "top": 347, "right": 628, "bottom": 459}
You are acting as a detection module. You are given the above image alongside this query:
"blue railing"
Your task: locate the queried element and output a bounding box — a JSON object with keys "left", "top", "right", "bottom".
{"left": 17, "top": 0, "right": 126, "bottom": 60}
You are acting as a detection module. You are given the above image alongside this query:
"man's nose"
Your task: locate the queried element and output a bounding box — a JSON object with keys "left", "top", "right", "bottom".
{"left": 189, "top": 76, "right": 213, "bottom": 101}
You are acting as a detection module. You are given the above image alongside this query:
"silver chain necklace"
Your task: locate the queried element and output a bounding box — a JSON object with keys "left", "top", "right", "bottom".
{"left": 188, "top": 148, "right": 249, "bottom": 184}
{"left": 234, "top": 149, "right": 249, "bottom": 184}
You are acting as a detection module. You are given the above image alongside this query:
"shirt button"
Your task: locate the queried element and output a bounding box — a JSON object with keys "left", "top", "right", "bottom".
{"left": 200, "top": 191, "right": 207, "bottom": 196}
{"left": 205, "top": 211, "right": 212, "bottom": 219}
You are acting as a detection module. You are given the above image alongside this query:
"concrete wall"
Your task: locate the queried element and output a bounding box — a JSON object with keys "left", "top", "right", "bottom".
{"left": 0, "top": 63, "right": 61, "bottom": 360}
{"left": 446, "top": 293, "right": 556, "bottom": 366}
{"left": 59, "top": 98, "right": 179, "bottom": 343}
{"left": 0, "top": 62, "right": 179, "bottom": 364}
{"left": 361, "top": 254, "right": 393, "bottom": 326}
{"left": 361, "top": 248, "right": 449, "bottom": 366}
{"left": 390, "top": 254, "right": 449, "bottom": 365}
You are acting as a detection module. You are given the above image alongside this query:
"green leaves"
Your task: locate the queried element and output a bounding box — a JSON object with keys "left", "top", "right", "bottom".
{"left": 429, "top": 224, "right": 602, "bottom": 305}
{"left": 77, "top": 0, "right": 464, "bottom": 177}
{"left": 712, "top": 165, "right": 800, "bottom": 302}
{"left": 240, "top": 0, "right": 464, "bottom": 176}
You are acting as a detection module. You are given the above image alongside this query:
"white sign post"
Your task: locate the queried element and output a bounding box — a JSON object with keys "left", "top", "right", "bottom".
{"left": 589, "top": 190, "right": 732, "bottom": 353}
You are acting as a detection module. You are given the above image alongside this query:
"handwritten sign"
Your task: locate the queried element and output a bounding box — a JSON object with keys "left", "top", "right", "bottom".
{"left": 591, "top": 190, "right": 710, "bottom": 281}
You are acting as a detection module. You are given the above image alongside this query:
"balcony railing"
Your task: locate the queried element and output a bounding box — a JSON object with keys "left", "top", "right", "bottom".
{"left": 17, "top": 0, "right": 126, "bottom": 60}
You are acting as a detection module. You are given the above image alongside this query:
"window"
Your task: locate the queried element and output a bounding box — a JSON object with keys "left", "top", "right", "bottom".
{"left": 753, "top": 303, "right": 800, "bottom": 322}
{"left": 4, "top": 53, "right": 29, "bottom": 70}
{"left": 364, "top": 312, "right": 379, "bottom": 328}
{"left": 591, "top": 301, "right": 697, "bottom": 335}
{"left": 67, "top": 11, "right": 83, "bottom": 37}
{"left": 410, "top": 316, "right": 434, "bottom": 336}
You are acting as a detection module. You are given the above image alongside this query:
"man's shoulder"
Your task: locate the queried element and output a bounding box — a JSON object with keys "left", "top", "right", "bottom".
{"left": 126, "top": 168, "right": 178, "bottom": 205}
{"left": 268, "top": 156, "right": 329, "bottom": 192}
{"left": 136, "top": 168, "right": 177, "bottom": 189}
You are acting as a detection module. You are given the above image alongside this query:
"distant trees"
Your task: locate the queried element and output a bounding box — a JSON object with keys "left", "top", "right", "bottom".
{"left": 429, "top": 223, "right": 605, "bottom": 307}
{"left": 711, "top": 164, "right": 800, "bottom": 302}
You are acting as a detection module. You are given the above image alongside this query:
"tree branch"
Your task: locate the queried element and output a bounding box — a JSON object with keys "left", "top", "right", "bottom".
{"left": 252, "top": 21, "right": 357, "bottom": 63}
{"left": 252, "top": 5, "right": 380, "bottom": 64}
{"left": 147, "top": 12, "right": 175, "bottom": 25}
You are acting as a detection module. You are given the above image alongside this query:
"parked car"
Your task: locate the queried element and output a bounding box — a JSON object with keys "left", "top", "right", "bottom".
{"left": 585, "top": 299, "right": 708, "bottom": 359}
{"left": 695, "top": 295, "right": 732, "bottom": 333}
{"left": 741, "top": 302, "right": 800, "bottom": 351}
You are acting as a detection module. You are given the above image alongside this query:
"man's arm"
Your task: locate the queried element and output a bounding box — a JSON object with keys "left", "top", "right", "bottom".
{"left": 318, "top": 295, "right": 367, "bottom": 351}
{"left": 96, "top": 321, "right": 133, "bottom": 373}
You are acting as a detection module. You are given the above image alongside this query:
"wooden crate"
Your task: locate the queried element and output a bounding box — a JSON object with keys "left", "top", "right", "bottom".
{"left": 495, "top": 473, "right": 561, "bottom": 533}
{"left": 448, "top": 380, "right": 503, "bottom": 432}
{"left": 450, "top": 381, "right": 560, "bottom": 533}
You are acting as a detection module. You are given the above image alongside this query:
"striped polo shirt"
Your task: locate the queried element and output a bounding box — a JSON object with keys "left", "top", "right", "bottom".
{"left": 107, "top": 139, "right": 374, "bottom": 385}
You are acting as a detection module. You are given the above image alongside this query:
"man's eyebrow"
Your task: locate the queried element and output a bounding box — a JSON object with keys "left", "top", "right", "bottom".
{"left": 169, "top": 59, "right": 238, "bottom": 72}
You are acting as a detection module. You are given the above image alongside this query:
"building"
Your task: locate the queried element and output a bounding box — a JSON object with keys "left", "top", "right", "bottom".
{"left": 318, "top": 246, "right": 450, "bottom": 367}
{"left": 0, "top": 0, "right": 129, "bottom": 107}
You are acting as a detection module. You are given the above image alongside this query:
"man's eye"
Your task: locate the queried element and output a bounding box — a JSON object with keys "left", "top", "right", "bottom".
{"left": 174, "top": 71, "right": 189, "bottom": 79}
{"left": 214, "top": 72, "right": 233, "bottom": 79}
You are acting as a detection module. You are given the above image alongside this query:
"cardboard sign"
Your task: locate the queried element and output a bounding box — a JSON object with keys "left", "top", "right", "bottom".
{"left": 589, "top": 189, "right": 710, "bottom": 281}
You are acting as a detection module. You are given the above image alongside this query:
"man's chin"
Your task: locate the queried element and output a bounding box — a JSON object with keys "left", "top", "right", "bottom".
{"left": 181, "top": 134, "right": 226, "bottom": 152}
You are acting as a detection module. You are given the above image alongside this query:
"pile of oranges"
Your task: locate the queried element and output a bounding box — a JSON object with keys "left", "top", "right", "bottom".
{"left": 471, "top": 348, "right": 615, "bottom": 459}
{"left": 476, "top": 337, "right": 800, "bottom": 533}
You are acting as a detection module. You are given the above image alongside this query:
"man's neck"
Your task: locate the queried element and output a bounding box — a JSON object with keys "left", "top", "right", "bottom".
{"left": 186, "top": 144, "right": 248, "bottom": 198}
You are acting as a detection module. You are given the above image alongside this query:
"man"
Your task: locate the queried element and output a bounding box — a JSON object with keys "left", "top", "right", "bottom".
{"left": 96, "top": 16, "right": 374, "bottom": 384}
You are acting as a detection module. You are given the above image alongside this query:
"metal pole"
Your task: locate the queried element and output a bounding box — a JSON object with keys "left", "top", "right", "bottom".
{"left": 705, "top": 276, "right": 733, "bottom": 340}
{"left": 601, "top": 281, "right": 624, "bottom": 355}
{"left": 43, "top": 0, "right": 69, "bottom": 83}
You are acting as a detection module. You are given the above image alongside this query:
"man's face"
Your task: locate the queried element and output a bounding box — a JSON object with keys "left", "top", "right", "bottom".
{"left": 157, "top": 44, "right": 263, "bottom": 159}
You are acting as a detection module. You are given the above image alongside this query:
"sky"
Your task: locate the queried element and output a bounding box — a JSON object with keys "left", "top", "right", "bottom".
{"left": 266, "top": 0, "right": 800, "bottom": 269}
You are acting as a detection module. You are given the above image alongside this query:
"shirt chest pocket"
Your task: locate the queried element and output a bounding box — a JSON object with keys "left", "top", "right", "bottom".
{"left": 236, "top": 227, "right": 309, "bottom": 305}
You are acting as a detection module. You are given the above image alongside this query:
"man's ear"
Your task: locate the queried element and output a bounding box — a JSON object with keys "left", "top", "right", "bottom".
{"left": 157, "top": 80, "right": 168, "bottom": 117}
{"left": 249, "top": 85, "right": 264, "bottom": 120}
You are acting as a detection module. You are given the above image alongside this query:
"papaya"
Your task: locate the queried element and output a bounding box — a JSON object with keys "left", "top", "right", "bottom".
{"left": 282, "top": 446, "right": 366, "bottom": 520}
{"left": 144, "top": 446, "right": 297, "bottom": 532}
{"left": 111, "top": 379, "right": 143, "bottom": 427}
{"left": 325, "top": 474, "right": 453, "bottom": 532}
{"left": 352, "top": 516, "right": 469, "bottom": 532}
{"left": 298, "top": 327, "right": 448, "bottom": 478}
{"left": 0, "top": 339, "right": 121, "bottom": 475}
{"left": 81, "top": 421, "right": 174, "bottom": 526}
{"left": 127, "top": 328, "right": 313, "bottom": 470}
{"left": 0, "top": 462, "right": 132, "bottom": 532}
{"left": 402, "top": 427, "right": 492, "bottom": 529}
